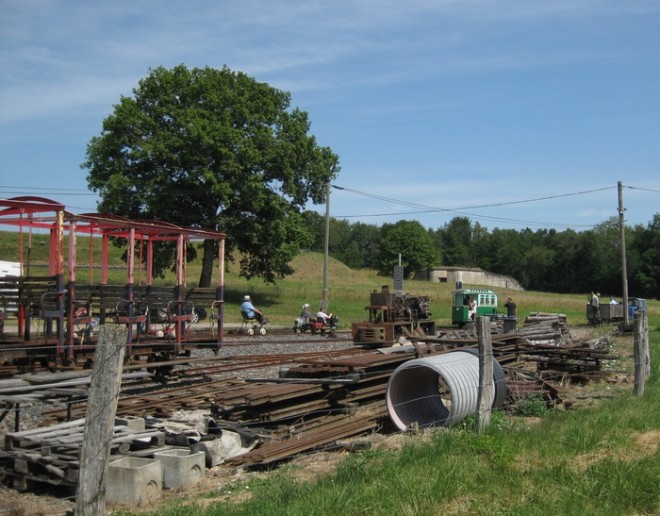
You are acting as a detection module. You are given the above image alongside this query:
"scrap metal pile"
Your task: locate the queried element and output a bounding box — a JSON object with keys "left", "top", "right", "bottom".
{"left": 0, "top": 315, "right": 622, "bottom": 492}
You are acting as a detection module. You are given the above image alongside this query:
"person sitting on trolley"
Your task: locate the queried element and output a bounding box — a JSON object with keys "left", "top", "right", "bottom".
{"left": 317, "top": 307, "right": 333, "bottom": 325}
{"left": 300, "top": 303, "right": 312, "bottom": 322}
{"left": 241, "top": 295, "right": 264, "bottom": 323}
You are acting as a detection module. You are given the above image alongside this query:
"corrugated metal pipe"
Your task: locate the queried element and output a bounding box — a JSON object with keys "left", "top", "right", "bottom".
{"left": 386, "top": 348, "right": 506, "bottom": 431}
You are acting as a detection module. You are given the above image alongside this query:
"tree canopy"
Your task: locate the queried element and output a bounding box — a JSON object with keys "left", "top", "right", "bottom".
{"left": 302, "top": 212, "right": 659, "bottom": 300}
{"left": 82, "top": 64, "right": 339, "bottom": 285}
{"left": 377, "top": 220, "right": 440, "bottom": 278}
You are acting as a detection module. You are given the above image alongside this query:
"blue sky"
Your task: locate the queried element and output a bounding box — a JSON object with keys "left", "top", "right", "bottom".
{"left": 1, "top": 0, "right": 659, "bottom": 232}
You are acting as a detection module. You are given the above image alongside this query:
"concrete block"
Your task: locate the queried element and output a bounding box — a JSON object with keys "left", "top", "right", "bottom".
{"left": 154, "top": 448, "right": 205, "bottom": 490}
{"left": 107, "top": 456, "right": 162, "bottom": 506}
{"left": 115, "top": 416, "right": 146, "bottom": 430}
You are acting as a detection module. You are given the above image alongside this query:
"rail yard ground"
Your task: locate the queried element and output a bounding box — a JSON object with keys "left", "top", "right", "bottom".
{"left": 1, "top": 316, "right": 658, "bottom": 515}
{"left": 0, "top": 250, "right": 658, "bottom": 514}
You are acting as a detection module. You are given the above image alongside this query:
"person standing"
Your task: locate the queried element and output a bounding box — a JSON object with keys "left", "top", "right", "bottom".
{"left": 589, "top": 292, "right": 600, "bottom": 322}
{"left": 468, "top": 296, "right": 477, "bottom": 321}
{"left": 504, "top": 297, "right": 517, "bottom": 318}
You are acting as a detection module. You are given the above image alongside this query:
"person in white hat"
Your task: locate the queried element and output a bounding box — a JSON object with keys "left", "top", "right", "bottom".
{"left": 241, "top": 295, "right": 264, "bottom": 322}
{"left": 300, "top": 303, "right": 311, "bottom": 320}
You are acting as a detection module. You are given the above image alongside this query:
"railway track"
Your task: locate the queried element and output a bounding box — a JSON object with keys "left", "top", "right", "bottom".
{"left": 0, "top": 323, "right": 355, "bottom": 376}
{"left": 0, "top": 317, "right": 621, "bottom": 488}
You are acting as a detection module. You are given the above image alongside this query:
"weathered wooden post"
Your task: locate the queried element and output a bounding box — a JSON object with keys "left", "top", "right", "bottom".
{"left": 75, "top": 324, "right": 127, "bottom": 516}
{"left": 643, "top": 314, "right": 650, "bottom": 379}
{"left": 633, "top": 315, "right": 646, "bottom": 396}
{"left": 476, "top": 316, "right": 494, "bottom": 433}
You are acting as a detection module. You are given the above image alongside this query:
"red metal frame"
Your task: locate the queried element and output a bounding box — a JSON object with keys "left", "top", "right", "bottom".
{"left": 0, "top": 196, "right": 226, "bottom": 360}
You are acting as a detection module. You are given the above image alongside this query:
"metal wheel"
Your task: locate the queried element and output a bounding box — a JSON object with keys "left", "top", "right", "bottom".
{"left": 247, "top": 327, "right": 255, "bottom": 336}
{"left": 259, "top": 327, "right": 267, "bottom": 335}
{"left": 190, "top": 310, "right": 199, "bottom": 324}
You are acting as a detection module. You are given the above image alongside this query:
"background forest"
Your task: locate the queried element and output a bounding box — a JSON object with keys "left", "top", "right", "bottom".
{"left": 302, "top": 211, "right": 660, "bottom": 300}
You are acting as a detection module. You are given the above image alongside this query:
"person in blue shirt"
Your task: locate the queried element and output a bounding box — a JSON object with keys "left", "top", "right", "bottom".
{"left": 241, "top": 295, "right": 264, "bottom": 323}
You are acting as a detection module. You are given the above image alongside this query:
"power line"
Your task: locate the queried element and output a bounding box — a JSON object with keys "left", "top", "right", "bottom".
{"left": 0, "top": 185, "right": 97, "bottom": 196}
{"left": 335, "top": 207, "right": 594, "bottom": 229}
{"left": 626, "top": 185, "right": 660, "bottom": 194}
{"left": 332, "top": 184, "right": 615, "bottom": 211}
{"left": 330, "top": 184, "right": 615, "bottom": 228}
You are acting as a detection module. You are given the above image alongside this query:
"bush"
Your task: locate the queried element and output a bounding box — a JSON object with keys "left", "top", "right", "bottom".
{"left": 514, "top": 394, "right": 550, "bottom": 417}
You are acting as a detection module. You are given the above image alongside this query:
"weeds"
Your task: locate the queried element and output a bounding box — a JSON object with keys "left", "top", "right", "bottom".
{"left": 515, "top": 394, "right": 551, "bottom": 417}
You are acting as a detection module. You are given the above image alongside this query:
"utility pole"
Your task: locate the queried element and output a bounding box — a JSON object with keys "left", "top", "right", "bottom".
{"left": 618, "top": 181, "right": 629, "bottom": 325}
{"left": 321, "top": 182, "right": 330, "bottom": 312}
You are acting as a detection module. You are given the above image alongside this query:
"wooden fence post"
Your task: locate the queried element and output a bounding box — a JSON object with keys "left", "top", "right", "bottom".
{"left": 643, "top": 314, "right": 650, "bottom": 379}
{"left": 75, "top": 325, "right": 127, "bottom": 516}
{"left": 633, "top": 315, "right": 646, "bottom": 396}
{"left": 476, "top": 316, "right": 494, "bottom": 434}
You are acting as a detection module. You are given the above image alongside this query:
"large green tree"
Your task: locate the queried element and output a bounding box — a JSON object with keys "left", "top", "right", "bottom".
{"left": 438, "top": 216, "right": 474, "bottom": 266}
{"left": 377, "top": 220, "right": 439, "bottom": 278}
{"left": 83, "top": 65, "right": 339, "bottom": 285}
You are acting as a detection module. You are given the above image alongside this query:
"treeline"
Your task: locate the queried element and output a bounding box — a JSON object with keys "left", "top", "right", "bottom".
{"left": 302, "top": 212, "right": 660, "bottom": 300}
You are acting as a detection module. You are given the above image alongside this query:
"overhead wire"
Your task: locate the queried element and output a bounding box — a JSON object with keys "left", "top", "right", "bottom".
{"left": 0, "top": 185, "right": 97, "bottom": 196}
{"left": 330, "top": 184, "right": 628, "bottom": 228}
{"left": 2, "top": 182, "right": 658, "bottom": 229}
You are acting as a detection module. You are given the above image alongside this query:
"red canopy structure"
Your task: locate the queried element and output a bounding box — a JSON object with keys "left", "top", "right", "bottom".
{"left": 0, "top": 196, "right": 226, "bottom": 362}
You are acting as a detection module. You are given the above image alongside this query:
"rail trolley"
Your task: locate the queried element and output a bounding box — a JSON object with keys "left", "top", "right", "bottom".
{"left": 451, "top": 287, "right": 499, "bottom": 327}
{"left": 0, "top": 196, "right": 226, "bottom": 368}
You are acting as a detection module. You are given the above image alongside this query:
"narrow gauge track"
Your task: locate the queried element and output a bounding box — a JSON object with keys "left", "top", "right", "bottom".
{"left": 39, "top": 344, "right": 378, "bottom": 424}
{"left": 0, "top": 328, "right": 357, "bottom": 378}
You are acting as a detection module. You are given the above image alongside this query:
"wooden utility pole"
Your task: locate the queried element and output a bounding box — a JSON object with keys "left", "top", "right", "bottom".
{"left": 618, "top": 181, "right": 630, "bottom": 325}
{"left": 75, "top": 325, "right": 127, "bottom": 516}
{"left": 476, "top": 317, "right": 494, "bottom": 433}
{"left": 321, "top": 182, "right": 330, "bottom": 312}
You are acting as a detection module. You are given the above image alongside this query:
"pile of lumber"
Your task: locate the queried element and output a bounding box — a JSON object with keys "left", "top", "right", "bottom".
{"left": 520, "top": 312, "right": 571, "bottom": 347}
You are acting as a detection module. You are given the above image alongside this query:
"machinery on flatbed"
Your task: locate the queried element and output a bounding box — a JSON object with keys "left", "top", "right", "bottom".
{"left": 351, "top": 285, "right": 434, "bottom": 346}
{"left": 586, "top": 297, "right": 647, "bottom": 325}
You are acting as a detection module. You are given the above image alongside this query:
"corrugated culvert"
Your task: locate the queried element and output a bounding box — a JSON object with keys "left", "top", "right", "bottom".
{"left": 386, "top": 348, "right": 506, "bottom": 431}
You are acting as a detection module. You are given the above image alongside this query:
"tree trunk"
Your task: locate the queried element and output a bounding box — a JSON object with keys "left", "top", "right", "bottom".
{"left": 199, "top": 239, "right": 216, "bottom": 287}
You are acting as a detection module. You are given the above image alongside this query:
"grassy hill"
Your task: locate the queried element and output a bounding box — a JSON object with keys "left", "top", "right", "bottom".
{"left": 1, "top": 230, "right": 656, "bottom": 327}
